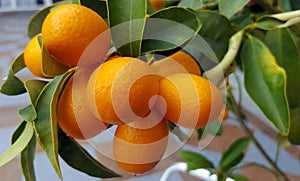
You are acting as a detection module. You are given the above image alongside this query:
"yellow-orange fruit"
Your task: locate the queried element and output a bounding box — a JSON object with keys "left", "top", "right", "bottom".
{"left": 57, "top": 66, "right": 107, "bottom": 139}
{"left": 156, "top": 73, "right": 223, "bottom": 129}
{"left": 23, "top": 35, "right": 50, "bottom": 78}
{"left": 151, "top": 51, "right": 201, "bottom": 77}
{"left": 42, "top": 4, "right": 110, "bottom": 67}
{"left": 86, "top": 57, "right": 160, "bottom": 125}
{"left": 113, "top": 110, "right": 168, "bottom": 174}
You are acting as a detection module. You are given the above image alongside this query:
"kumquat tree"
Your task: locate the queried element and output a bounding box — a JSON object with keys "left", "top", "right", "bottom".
{"left": 0, "top": 0, "right": 300, "bottom": 180}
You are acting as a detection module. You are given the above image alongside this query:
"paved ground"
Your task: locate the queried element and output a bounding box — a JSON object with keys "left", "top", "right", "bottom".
{"left": 0, "top": 10, "right": 300, "bottom": 181}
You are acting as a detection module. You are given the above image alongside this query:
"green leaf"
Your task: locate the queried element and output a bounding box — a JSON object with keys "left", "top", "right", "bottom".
{"left": 222, "top": 153, "right": 244, "bottom": 171}
{"left": 219, "top": 137, "right": 249, "bottom": 170}
{"left": 228, "top": 173, "right": 250, "bottom": 181}
{"left": 12, "top": 122, "right": 38, "bottom": 181}
{"left": 21, "top": 136, "right": 37, "bottom": 181}
{"left": 147, "top": 0, "right": 155, "bottom": 15}
{"left": 107, "top": 0, "right": 147, "bottom": 57}
{"left": 264, "top": 28, "right": 300, "bottom": 110}
{"left": 11, "top": 121, "right": 27, "bottom": 144}
{"left": 0, "top": 53, "right": 26, "bottom": 95}
{"left": 256, "top": 17, "right": 285, "bottom": 30}
{"left": 290, "top": 0, "right": 300, "bottom": 10}
{"left": 178, "top": 0, "right": 203, "bottom": 9}
{"left": 288, "top": 107, "right": 300, "bottom": 144}
{"left": 38, "top": 35, "right": 70, "bottom": 77}
{"left": 19, "top": 105, "right": 36, "bottom": 122}
{"left": 241, "top": 37, "right": 290, "bottom": 135}
{"left": 197, "top": 119, "right": 223, "bottom": 140}
{"left": 81, "top": 0, "right": 107, "bottom": 19}
{"left": 18, "top": 80, "right": 48, "bottom": 122}
{"left": 27, "top": 5, "right": 53, "bottom": 39}
{"left": 34, "top": 70, "right": 74, "bottom": 179}
{"left": 168, "top": 121, "right": 189, "bottom": 141}
{"left": 178, "top": 150, "right": 214, "bottom": 171}
{"left": 58, "top": 131, "right": 120, "bottom": 178}
{"left": 219, "top": 0, "right": 250, "bottom": 19}
{"left": 141, "top": 7, "right": 201, "bottom": 53}
{"left": 193, "top": 10, "right": 234, "bottom": 61}
{"left": 256, "top": 10, "right": 300, "bottom": 30}
{"left": 178, "top": 0, "right": 218, "bottom": 9}
{"left": 0, "top": 122, "right": 34, "bottom": 167}
{"left": 25, "top": 79, "right": 48, "bottom": 106}
{"left": 264, "top": 28, "right": 300, "bottom": 144}
{"left": 278, "top": 0, "right": 292, "bottom": 11}
{"left": 231, "top": 12, "right": 252, "bottom": 28}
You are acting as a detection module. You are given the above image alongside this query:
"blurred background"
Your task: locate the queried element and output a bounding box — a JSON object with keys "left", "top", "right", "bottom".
{"left": 1, "top": 0, "right": 300, "bottom": 180}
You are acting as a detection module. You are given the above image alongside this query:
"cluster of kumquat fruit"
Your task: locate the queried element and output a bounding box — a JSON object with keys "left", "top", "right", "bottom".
{"left": 23, "top": 3, "right": 226, "bottom": 175}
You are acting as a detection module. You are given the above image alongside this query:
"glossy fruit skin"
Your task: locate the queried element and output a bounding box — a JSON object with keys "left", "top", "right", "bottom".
{"left": 24, "top": 35, "right": 50, "bottom": 78}
{"left": 86, "top": 57, "right": 160, "bottom": 125}
{"left": 113, "top": 110, "right": 168, "bottom": 174}
{"left": 42, "top": 4, "right": 110, "bottom": 67}
{"left": 57, "top": 66, "right": 107, "bottom": 139}
{"left": 151, "top": 51, "right": 201, "bottom": 77}
{"left": 157, "top": 73, "right": 223, "bottom": 129}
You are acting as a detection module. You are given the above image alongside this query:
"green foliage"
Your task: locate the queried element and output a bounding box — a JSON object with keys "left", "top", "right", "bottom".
{"left": 58, "top": 130, "right": 120, "bottom": 178}
{"left": 241, "top": 37, "right": 290, "bottom": 135}
{"left": 178, "top": 138, "right": 250, "bottom": 179}
{"left": 219, "top": 138, "right": 249, "bottom": 171}
{"left": 34, "top": 73, "right": 70, "bottom": 178}
{"left": 81, "top": 0, "right": 107, "bottom": 19}
{"left": 0, "top": 53, "right": 26, "bottom": 95}
{"left": 264, "top": 28, "right": 300, "bottom": 144}
{"left": 194, "top": 10, "right": 234, "bottom": 61}
{"left": 0, "top": 122, "right": 34, "bottom": 167}
{"left": 12, "top": 122, "right": 37, "bottom": 181}
{"left": 141, "top": 7, "right": 201, "bottom": 53}
{"left": 107, "top": 0, "right": 147, "bottom": 57}
{"left": 178, "top": 0, "right": 204, "bottom": 9}
{"left": 38, "top": 35, "right": 70, "bottom": 77}
{"left": 219, "top": 0, "right": 250, "bottom": 19}
{"left": 18, "top": 80, "right": 48, "bottom": 122}
{"left": 178, "top": 150, "right": 214, "bottom": 171}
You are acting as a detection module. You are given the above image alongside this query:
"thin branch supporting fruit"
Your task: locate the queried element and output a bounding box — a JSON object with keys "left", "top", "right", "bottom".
{"left": 227, "top": 89, "right": 290, "bottom": 181}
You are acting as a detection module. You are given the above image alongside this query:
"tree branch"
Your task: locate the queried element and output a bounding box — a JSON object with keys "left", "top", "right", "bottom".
{"left": 227, "top": 89, "right": 290, "bottom": 181}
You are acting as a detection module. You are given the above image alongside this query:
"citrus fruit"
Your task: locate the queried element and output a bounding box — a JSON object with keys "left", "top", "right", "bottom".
{"left": 113, "top": 110, "right": 168, "bottom": 174}
{"left": 23, "top": 34, "right": 50, "bottom": 78}
{"left": 42, "top": 4, "right": 110, "bottom": 67}
{"left": 57, "top": 66, "right": 107, "bottom": 139}
{"left": 152, "top": 51, "right": 201, "bottom": 77}
{"left": 149, "top": 0, "right": 163, "bottom": 10}
{"left": 156, "top": 73, "right": 223, "bottom": 129}
{"left": 87, "top": 57, "right": 160, "bottom": 125}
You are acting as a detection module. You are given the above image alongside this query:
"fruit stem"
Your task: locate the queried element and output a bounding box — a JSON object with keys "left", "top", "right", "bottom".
{"left": 227, "top": 89, "right": 290, "bottom": 181}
